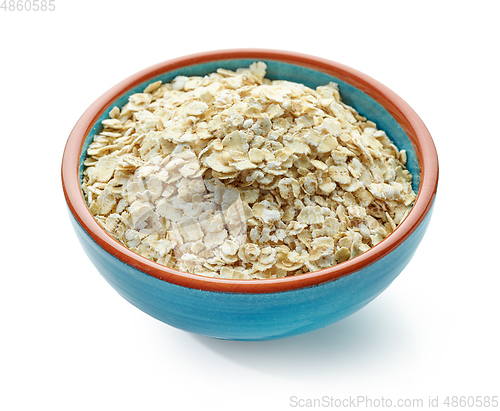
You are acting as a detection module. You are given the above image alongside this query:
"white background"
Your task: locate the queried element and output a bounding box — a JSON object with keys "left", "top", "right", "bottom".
{"left": 1, "top": 1, "right": 499, "bottom": 410}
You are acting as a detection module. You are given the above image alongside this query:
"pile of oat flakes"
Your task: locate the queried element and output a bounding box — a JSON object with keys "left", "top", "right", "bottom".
{"left": 82, "top": 62, "right": 416, "bottom": 279}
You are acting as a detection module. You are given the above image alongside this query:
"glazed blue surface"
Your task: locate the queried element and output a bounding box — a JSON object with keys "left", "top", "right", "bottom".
{"left": 71, "top": 202, "right": 433, "bottom": 341}
{"left": 74, "top": 59, "right": 431, "bottom": 340}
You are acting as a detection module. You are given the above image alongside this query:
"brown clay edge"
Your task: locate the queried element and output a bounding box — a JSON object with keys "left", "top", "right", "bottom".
{"left": 62, "top": 49, "right": 439, "bottom": 294}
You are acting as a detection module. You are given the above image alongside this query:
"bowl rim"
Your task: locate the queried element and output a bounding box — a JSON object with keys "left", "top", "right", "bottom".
{"left": 61, "top": 48, "right": 439, "bottom": 294}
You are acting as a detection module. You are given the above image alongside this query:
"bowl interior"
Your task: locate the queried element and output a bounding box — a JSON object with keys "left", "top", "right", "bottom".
{"left": 79, "top": 59, "right": 419, "bottom": 194}
{"left": 64, "top": 52, "right": 438, "bottom": 293}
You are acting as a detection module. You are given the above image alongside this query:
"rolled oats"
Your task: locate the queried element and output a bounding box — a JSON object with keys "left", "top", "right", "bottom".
{"left": 82, "top": 62, "right": 416, "bottom": 279}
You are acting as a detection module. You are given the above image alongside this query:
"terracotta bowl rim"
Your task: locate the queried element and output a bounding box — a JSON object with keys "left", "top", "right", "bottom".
{"left": 61, "top": 48, "right": 439, "bottom": 294}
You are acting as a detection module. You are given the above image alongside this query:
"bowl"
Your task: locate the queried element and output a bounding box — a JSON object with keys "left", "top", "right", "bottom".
{"left": 61, "top": 49, "right": 438, "bottom": 341}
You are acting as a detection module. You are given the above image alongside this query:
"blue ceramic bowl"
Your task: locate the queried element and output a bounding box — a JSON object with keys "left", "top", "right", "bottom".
{"left": 62, "top": 49, "right": 438, "bottom": 341}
